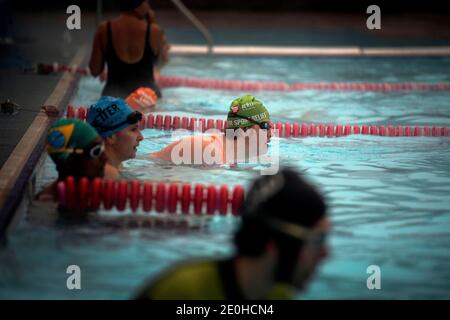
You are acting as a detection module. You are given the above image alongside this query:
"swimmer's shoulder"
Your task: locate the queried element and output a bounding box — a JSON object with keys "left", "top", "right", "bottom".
{"left": 104, "top": 163, "right": 121, "bottom": 180}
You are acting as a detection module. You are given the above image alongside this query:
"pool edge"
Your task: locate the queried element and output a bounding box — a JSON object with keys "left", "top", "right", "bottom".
{"left": 0, "top": 45, "right": 89, "bottom": 239}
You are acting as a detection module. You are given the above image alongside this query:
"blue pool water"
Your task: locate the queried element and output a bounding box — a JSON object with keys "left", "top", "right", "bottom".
{"left": 1, "top": 56, "right": 450, "bottom": 299}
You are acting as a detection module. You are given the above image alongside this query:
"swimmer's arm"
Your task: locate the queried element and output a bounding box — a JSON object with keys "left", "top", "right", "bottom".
{"left": 145, "top": 137, "right": 196, "bottom": 163}
{"left": 151, "top": 24, "right": 170, "bottom": 70}
{"left": 149, "top": 135, "right": 221, "bottom": 164}
{"left": 89, "top": 22, "right": 107, "bottom": 77}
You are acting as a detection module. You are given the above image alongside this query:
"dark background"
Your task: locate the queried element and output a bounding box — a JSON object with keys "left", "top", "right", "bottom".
{"left": 11, "top": 0, "right": 450, "bottom": 13}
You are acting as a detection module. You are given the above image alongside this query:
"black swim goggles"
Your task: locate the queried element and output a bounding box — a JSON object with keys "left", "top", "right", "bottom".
{"left": 65, "top": 143, "right": 105, "bottom": 160}
{"left": 228, "top": 113, "right": 272, "bottom": 130}
{"left": 93, "top": 111, "right": 143, "bottom": 133}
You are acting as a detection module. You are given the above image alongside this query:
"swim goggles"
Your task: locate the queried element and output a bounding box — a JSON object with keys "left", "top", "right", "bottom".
{"left": 266, "top": 217, "right": 328, "bottom": 249}
{"left": 93, "top": 111, "right": 143, "bottom": 133}
{"left": 65, "top": 143, "right": 105, "bottom": 160}
{"left": 228, "top": 113, "right": 272, "bottom": 130}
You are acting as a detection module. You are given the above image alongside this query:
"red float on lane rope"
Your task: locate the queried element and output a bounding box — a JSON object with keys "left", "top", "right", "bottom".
{"left": 142, "top": 182, "right": 153, "bottom": 212}
{"left": 168, "top": 183, "right": 178, "bottom": 214}
{"left": 91, "top": 178, "right": 103, "bottom": 210}
{"left": 232, "top": 185, "right": 244, "bottom": 216}
{"left": 194, "top": 184, "right": 204, "bottom": 215}
{"left": 117, "top": 180, "right": 128, "bottom": 211}
{"left": 206, "top": 185, "right": 217, "bottom": 215}
{"left": 219, "top": 185, "right": 229, "bottom": 215}
{"left": 66, "top": 105, "right": 75, "bottom": 119}
{"left": 77, "top": 107, "right": 86, "bottom": 121}
{"left": 78, "top": 177, "right": 89, "bottom": 210}
{"left": 129, "top": 180, "right": 140, "bottom": 212}
{"left": 103, "top": 180, "right": 116, "bottom": 210}
{"left": 57, "top": 177, "right": 245, "bottom": 216}
{"left": 181, "top": 184, "right": 191, "bottom": 214}
{"left": 66, "top": 176, "right": 76, "bottom": 209}
{"left": 147, "top": 114, "right": 155, "bottom": 129}
{"left": 155, "top": 183, "right": 166, "bottom": 213}
{"left": 164, "top": 115, "right": 172, "bottom": 130}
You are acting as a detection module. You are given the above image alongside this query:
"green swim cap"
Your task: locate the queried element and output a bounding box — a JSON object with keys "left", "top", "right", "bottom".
{"left": 226, "top": 95, "right": 270, "bottom": 129}
{"left": 46, "top": 118, "right": 99, "bottom": 163}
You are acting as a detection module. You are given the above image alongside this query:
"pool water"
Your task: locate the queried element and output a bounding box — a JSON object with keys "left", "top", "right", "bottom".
{"left": 1, "top": 56, "right": 450, "bottom": 299}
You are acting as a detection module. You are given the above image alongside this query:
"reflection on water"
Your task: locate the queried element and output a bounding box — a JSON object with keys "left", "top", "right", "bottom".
{"left": 1, "top": 57, "right": 450, "bottom": 299}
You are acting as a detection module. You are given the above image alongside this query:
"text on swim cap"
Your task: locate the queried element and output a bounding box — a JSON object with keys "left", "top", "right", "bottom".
{"left": 240, "top": 102, "right": 258, "bottom": 110}
{"left": 93, "top": 104, "right": 120, "bottom": 122}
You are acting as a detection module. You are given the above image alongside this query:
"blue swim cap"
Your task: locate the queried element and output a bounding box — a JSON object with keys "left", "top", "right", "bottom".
{"left": 88, "top": 96, "right": 137, "bottom": 138}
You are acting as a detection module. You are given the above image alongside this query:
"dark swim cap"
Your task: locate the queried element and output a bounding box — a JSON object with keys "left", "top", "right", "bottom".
{"left": 234, "top": 168, "right": 327, "bottom": 284}
{"left": 242, "top": 168, "right": 326, "bottom": 227}
{"left": 119, "top": 0, "right": 146, "bottom": 12}
{"left": 234, "top": 168, "right": 327, "bottom": 256}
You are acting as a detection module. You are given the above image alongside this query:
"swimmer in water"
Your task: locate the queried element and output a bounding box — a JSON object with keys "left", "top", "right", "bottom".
{"left": 135, "top": 168, "right": 330, "bottom": 299}
{"left": 36, "top": 119, "right": 107, "bottom": 202}
{"left": 88, "top": 96, "right": 144, "bottom": 179}
{"left": 149, "top": 95, "right": 273, "bottom": 166}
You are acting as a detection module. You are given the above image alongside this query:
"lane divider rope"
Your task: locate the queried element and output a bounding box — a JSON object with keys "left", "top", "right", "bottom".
{"left": 33, "top": 63, "right": 450, "bottom": 92}
{"left": 57, "top": 176, "right": 245, "bottom": 215}
{"left": 157, "top": 75, "right": 450, "bottom": 92}
{"left": 67, "top": 106, "right": 449, "bottom": 138}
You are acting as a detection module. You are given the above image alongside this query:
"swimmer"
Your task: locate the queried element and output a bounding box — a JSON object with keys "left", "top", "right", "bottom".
{"left": 135, "top": 168, "right": 330, "bottom": 299}
{"left": 88, "top": 96, "right": 144, "bottom": 180}
{"left": 89, "top": 0, "right": 170, "bottom": 98}
{"left": 125, "top": 87, "right": 158, "bottom": 114}
{"left": 36, "top": 119, "right": 107, "bottom": 202}
{"left": 149, "top": 95, "right": 273, "bottom": 166}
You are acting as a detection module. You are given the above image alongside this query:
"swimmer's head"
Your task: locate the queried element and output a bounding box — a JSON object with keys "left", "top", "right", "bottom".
{"left": 47, "top": 119, "right": 106, "bottom": 179}
{"left": 119, "top": 0, "right": 146, "bottom": 12}
{"left": 234, "top": 168, "right": 329, "bottom": 288}
{"left": 88, "top": 96, "right": 143, "bottom": 138}
{"left": 226, "top": 95, "right": 270, "bottom": 130}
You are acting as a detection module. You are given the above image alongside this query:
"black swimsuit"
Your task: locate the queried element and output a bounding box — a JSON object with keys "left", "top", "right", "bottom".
{"left": 102, "top": 21, "right": 161, "bottom": 98}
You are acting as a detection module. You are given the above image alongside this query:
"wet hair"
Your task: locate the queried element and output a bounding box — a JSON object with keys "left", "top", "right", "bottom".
{"left": 119, "top": 0, "right": 146, "bottom": 12}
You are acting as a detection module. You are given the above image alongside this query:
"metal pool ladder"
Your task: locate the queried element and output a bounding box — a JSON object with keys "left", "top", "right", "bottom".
{"left": 170, "top": 0, "right": 214, "bottom": 55}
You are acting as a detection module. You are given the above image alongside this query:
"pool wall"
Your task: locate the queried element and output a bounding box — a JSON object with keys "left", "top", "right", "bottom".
{"left": 0, "top": 46, "right": 88, "bottom": 241}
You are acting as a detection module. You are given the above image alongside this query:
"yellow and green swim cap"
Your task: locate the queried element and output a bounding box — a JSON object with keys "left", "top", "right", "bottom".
{"left": 46, "top": 118, "right": 99, "bottom": 163}
{"left": 226, "top": 95, "right": 270, "bottom": 129}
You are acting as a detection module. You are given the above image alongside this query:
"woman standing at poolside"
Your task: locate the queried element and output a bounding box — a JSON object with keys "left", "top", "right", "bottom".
{"left": 89, "top": 0, "right": 170, "bottom": 99}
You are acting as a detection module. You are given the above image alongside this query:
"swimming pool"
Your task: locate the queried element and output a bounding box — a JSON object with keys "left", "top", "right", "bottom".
{"left": 1, "top": 56, "right": 450, "bottom": 299}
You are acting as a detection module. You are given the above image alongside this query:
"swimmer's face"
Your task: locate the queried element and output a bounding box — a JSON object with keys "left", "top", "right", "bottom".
{"left": 79, "top": 137, "right": 107, "bottom": 179}
{"left": 110, "top": 123, "right": 144, "bottom": 161}
{"left": 291, "top": 217, "right": 331, "bottom": 290}
{"left": 248, "top": 123, "right": 272, "bottom": 145}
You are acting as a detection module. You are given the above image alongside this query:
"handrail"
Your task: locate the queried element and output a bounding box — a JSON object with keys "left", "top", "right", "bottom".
{"left": 96, "top": 0, "right": 102, "bottom": 26}
{"left": 170, "top": 0, "right": 214, "bottom": 55}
